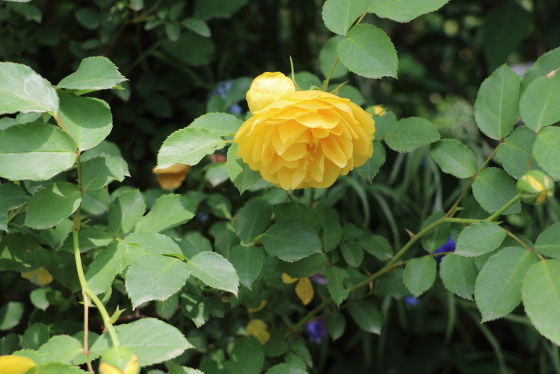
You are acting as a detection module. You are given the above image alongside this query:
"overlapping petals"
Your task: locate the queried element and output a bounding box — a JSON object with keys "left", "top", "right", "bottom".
{"left": 234, "top": 90, "right": 375, "bottom": 190}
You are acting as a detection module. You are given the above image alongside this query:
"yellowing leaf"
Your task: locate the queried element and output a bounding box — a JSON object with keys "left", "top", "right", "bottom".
{"left": 21, "top": 269, "right": 41, "bottom": 280}
{"left": 246, "top": 319, "right": 271, "bottom": 345}
{"left": 281, "top": 273, "right": 299, "bottom": 284}
{"left": 38, "top": 268, "right": 53, "bottom": 286}
{"left": 295, "top": 278, "right": 314, "bottom": 305}
{"left": 248, "top": 300, "right": 267, "bottom": 313}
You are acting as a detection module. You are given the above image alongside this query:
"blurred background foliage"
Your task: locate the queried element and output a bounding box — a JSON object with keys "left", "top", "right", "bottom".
{"left": 1, "top": 0, "right": 560, "bottom": 373}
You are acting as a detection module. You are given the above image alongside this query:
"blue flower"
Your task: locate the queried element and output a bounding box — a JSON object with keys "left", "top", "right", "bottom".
{"left": 214, "top": 80, "right": 233, "bottom": 99}
{"left": 196, "top": 212, "right": 210, "bottom": 223}
{"left": 305, "top": 320, "right": 326, "bottom": 344}
{"left": 433, "top": 235, "right": 456, "bottom": 263}
{"left": 404, "top": 295, "right": 420, "bottom": 306}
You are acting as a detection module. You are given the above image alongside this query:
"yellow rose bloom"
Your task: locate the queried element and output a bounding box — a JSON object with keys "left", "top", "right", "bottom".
{"left": 0, "top": 355, "right": 36, "bottom": 374}
{"left": 246, "top": 72, "right": 296, "bottom": 113}
{"left": 234, "top": 89, "right": 375, "bottom": 190}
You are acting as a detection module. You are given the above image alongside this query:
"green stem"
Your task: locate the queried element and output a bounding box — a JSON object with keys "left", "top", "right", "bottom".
{"left": 308, "top": 188, "right": 316, "bottom": 206}
{"left": 445, "top": 142, "right": 502, "bottom": 218}
{"left": 485, "top": 195, "right": 521, "bottom": 222}
{"left": 321, "top": 56, "right": 339, "bottom": 91}
{"left": 444, "top": 218, "right": 481, "bottom": 224}
{"left": 71, "top": 152, "right": 120, "bottom": 347}
{"left": 7, "top": 205, "right": 26, "bottom": 224}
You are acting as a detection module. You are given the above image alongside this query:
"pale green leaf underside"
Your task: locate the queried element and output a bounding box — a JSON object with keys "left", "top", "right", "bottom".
{"left": 366, "top": 0, "right": 449, "bottom": 23}
{"left": 57, "top": 56, "right": 126, "bottom": 91}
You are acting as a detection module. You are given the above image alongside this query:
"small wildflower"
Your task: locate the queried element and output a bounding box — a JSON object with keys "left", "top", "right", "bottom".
{"left": 310, "top": 273, "right": 328, "bottom": 285}
{"left": 433, "top": 235, "right": 456, "bottom": 263}
{"left": 404, "top": 295, "right": 420, "bottom": 306}
{"left": 305, "top": 320, "right": 326, "bottom": 344}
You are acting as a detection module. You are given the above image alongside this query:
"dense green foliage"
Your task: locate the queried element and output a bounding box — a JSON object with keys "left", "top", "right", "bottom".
{"left": 1, "top": 0, "right": 560, "bottom": 373}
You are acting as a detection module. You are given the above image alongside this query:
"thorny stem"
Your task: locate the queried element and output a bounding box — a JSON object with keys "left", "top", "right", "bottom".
{"left": 288, "top": 194, "right": 525, "bottom": 334}
{"left": 83, "top": 293, "right": 94, "bottom": 374}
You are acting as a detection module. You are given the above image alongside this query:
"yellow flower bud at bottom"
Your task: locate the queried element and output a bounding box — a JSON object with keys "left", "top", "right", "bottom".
{"left": 0, "top": 355, "right": 36, "bottom": 374}
{"left": 517, "top": 170, "right": 555, "bottom": 206}
{"left": 99, "top": 347, "right": 140, "bottom": 374}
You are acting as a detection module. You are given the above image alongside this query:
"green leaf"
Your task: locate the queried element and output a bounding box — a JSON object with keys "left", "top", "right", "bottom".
{"left": 85, "top": 242, "right": 126, "bottom": 294}
{"left": 124, "top": 232, "right": 183, "bottom": 256}
{"left": 261, "top": 220, "right": 322, "bottom": 262}
{"left": 481, "top": 2, "right": 531, "bottom": 72}
{"left": 135, "top": 194, "right": 196, "bottom": 233}
{"left": 319, "top": 36, "right": 348, "bottom": 79}
{"left": 420, "top": 212, "right": 452, "bottom": 253}
{"left": 57, "top": 93, "right": 112, "bottom": 151}
{"left": 366, "top": 0, "right": 449, "bottom": 22}
{"left": 337, "top": 24, "right": 398, "bottom": 79}
{"left": 403, "top": 256, "right": 437, "bottom": 297}
{"left": 520, "top": 73, "right": 560, "bottom": 133}
{"left": 25, "top": 182, "right": 81, "bottom": 229}
{"left": 224, "top": 336, "right": 264, "bottom": 374}
{"left": 0, "top": 197, "right": 8, "bottom": 231}
{"left": 229, "top": 245, "right": 264, "bottom": 289}
{"left": 187, "top": 251, "right": 239, "bottom": 295}
{"left": 325, "top": 312, "right": 345, "bottom": 340}
{"left": 57, "top": 56, "right": 126, "bottom": 91}
{"left": 0, "top": 182, "right": 30, "bottom": 209}
{"left": 355, "top": 141, "right": 386, "bottom": 182}
{"left": 372, "top": 110, "right": 397, "bottom": 140}
{"left": 0, "top": 302, "right": 24, "bottom": 330}
{"left": 430, "top": 139, "right": 477, "bottom": 178}
{"left": 348, "top": 300, "right": 382, "bottom": 334}
{"left": 440, "top": 254, "right": 477, "bottom": 300}
{"left": 472, "top": 167, "right": 521, "bottom": 215}
{"left": 526, "top": 261, "right": 560, "bottom": 348}
{"left": 38, "top": 335, "right": 83, "bottom": 363}
{"left": 520, "top": 46, "right": 560, "bottom": 95}
{"left": 126, "top": 254, "right": 190, "bottom": 309}
{"left": 496, "top": 126, "right": 539, "bottom": 179}
{"left": 24, "top": 363, "right": 86, "bottom": 374}
{"left": 322, "top": 0, "right": 368, "bottom": 35}
{"left": 234, "top": 199, "right": 272, "bottom": 243}
{"left": 455, "top": 222, "right": 507, "bottom": 257}
{"left": 532, "top": 124, "right": 560, "bottom": 180}
{"left": 182, "top": 18, "right": 211, "bottom": 37}
{"left": 340, "top": 241, "right": 363, "bottom": 267}
{"left": 359, "top": 234, "right": 393, "bottom": 260}
{"left": 30, "top": 287, "right": 50, "bottom": 311}
{"left": 384, "top": 117, "right": 440, "bottom": 152}
{"left": 108, "top": 189, "right": 145, "bottom": 235}
{"left": 227, "top": 144, "right": 262, "bottom": 193}
{"left": 315, "top": 203, "right": 342, "bottom": 252}
{"left": 0, "top": 123, "right": 76, "bottom": 181}
{"left": 81, "top": 156, "right": 125, "bottom": 191}
{"left": 0, "top": 62, "right": 59, "bottom": 115}
{"left": 535, "top": 223, "right": 560, "bottom": 258}
{"left": 325, "top": 266, "right": 349, "bottom": 306}
{"left": 276, "top": 253, "right": 326, "bottom": 279}
{"left": 189, "top": 112, "right": 242, "bottom": 137}
{"left": 22, "top": 323, "right": 49, "bottom": 350}
{"left": 475, "top": 247, "right": 537, "bottom": 322}
{"left": 473, "top": 65, "right": 520, "bottom": 140}
{"left": 273, "top": 202, "right": 322, "bottom": 230}
{"left": 75, "top": 8, "right": 100, "bottom": 30}
{"left": 157, "top": 127, "right": 226, "bottom": 169}
{"left": 91, "top": 318, "right": 193, "bottom": 366}
{"left": 0, "top": 233, "right": 49, "bottom": 273}
{"left": 166, "top": 23, "right": 181, "bottom": 41}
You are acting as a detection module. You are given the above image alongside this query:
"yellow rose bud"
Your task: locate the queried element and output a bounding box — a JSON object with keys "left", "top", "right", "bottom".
{"left": 99, "top": 346, "right": 140, "bottom": 374}
{"left": 0, "top": 355, "right": 36, "bottom": 374}
{"left": 516, "top": 170, "right": 555, "bottom": 205}
{"left": 152, "top": 163, "right": 191, "bottom": 190}
{"left": 234, "top": 90, "right": 375, "bottom": 190}
{"left": 246, "top": 72, "right": 296, "bottom": 113}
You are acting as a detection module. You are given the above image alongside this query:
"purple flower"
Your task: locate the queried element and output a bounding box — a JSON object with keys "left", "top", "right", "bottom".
{"left": 433, "top": 235, "right": 456, "bottom": 263}
{"left": 404, "top": 295, "right": 420, "bottom": 306}
{"left": 310, "top": 273, "right": 328, "bottom": 285}
{"left": 305, "top": 320, "right": 326, "bottom": 344}
{"left": 228, "top": 103, "right": 243, "bottom": 114}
